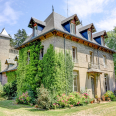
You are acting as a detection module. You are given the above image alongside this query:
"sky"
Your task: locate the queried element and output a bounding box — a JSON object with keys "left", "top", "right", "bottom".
{"left": 0, "top": 0, "right": 116, "bottom": 38}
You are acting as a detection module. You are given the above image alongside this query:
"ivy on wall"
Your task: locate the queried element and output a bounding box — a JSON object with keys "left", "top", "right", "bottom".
{"left": 17, "top": 42, "right": 74, "bottom": 96}
{"left": 17, "top": 40, "right": 42, "bottom": 93}
{"left": 6, "top": 71, "right": 17, "bottom": 83}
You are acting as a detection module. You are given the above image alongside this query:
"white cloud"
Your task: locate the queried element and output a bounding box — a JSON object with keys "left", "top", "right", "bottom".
{"left": 96, "top": 8, "right": 116, "bottom": 31}
{"left": 0, "top": 1, "right": 22, "bottom": 25}
{"left": 65, "top": 0, "right": 110, "bottom": 18}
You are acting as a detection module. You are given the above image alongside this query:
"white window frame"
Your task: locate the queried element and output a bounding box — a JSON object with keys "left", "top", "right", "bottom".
{"left": 103, "top": 55, "right": 107, "bottom": 68}
{"left": 90, "top": 51, "right": 94, "bottom": 63}
{"left": 88, "top": 30, "right": 91, "bottom": 41}
{"left": 72, "top": 47, "right": 77, "bottom": 63}
{"left": 101, "top": 37, "right": 104, "bottom": 46}
{"left": 70, "top": 23, "right": 76, "bottom": 34}
{"left": 73, "top": 71, "right": 78, "bottom": 91}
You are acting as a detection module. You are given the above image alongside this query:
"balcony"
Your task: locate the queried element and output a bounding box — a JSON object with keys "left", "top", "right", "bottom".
{"left": 88, "top": 62, "right": 99, "bottom": 69}
{"left": 88, "top": 62, "right": 102, "bottom": 73}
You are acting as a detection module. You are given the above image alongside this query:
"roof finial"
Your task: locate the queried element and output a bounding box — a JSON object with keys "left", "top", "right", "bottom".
{"left": 52, "top": 5, "right": 54, "bottom": 12}
{"left": 67, "top": 0, "right": 68, "bottom": 17}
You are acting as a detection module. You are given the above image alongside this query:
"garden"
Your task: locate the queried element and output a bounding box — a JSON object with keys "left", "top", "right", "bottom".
{"left": 0, "top": 43, "right": 116, "bottom": 115}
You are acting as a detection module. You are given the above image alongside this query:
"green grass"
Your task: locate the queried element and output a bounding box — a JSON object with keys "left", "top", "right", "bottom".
{"left": 0, "top": 100, "right": 116, "bottom": 116}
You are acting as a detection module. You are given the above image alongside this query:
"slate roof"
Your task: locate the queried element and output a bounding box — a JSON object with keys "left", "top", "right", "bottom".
{"left": 28, "top": 17, "right": 46, "bottom": 27}
{"left": 0, "top": 28, "right": 11, "bottom": 39}
{"left": 61, "top": 14, "right": 80, "bottom": 25}
{"left": 5, "top": 59, "right": 15, "bottom": 64}
{"left": 0, "top": 64, "right": 17, "bottom": 73}
{"left": 15, "top": 12, "right": 116, "bottom": 53}
{"left": 78, "top": 23, "right": 96, "bottom": 33}
{"left": 93, "top": 30, "right": 108, "bottom": 39}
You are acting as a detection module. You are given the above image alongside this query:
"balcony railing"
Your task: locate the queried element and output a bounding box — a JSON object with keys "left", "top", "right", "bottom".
{"left": 88, "top": 62, "right": 99, "bottom": 69}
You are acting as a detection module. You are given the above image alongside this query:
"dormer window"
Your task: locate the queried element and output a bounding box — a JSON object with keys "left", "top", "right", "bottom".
{"left": 70, "top": 23, "right": 76, "bottom": 34}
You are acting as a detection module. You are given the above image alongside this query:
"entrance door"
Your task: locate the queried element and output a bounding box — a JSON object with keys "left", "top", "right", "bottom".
{"left": 91, "top": 77, "right": 95, "bottom": 97}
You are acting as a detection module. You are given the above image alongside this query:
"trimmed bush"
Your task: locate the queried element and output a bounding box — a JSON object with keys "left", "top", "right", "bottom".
{"left": 53, "top": 92, "right": 91, "bottom": 109}
{"left": 3, "top": 80, "right": 17, "bottom": 99}
{"left": 16, "top": 91, "right": 31, "bottom": 104}
{"left": 36, "top": 84, "right": 51, "bottom": 109}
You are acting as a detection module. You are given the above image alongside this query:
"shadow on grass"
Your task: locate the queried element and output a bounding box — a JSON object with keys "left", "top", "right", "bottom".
{"left": 0, "top": 100, "right": 33, "bottom": 110}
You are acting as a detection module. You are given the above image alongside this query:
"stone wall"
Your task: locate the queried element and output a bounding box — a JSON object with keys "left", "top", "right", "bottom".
{"left": 41, "top": 36, "right": 115, "bottom": 97}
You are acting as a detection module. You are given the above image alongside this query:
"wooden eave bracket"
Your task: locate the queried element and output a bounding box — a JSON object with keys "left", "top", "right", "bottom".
{"left": 45, "top": 32, "right": 53, "bottom": 39}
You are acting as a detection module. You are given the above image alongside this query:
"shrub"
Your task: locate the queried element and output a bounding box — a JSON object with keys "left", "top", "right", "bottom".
{"left": 104, "top": 91, "right": 113, "bottom": 98}
{"left": 16, "top": 91, "right": 31, "bottom": 104}
{"left": 0, "top": 82, "right": 3, "bottom": 97}
{"left": 54, "top": 92, "right": 90, "bottom": 109}
{"left": 36, "top": 84, "right": 51, "bottom": 110}
{"left": 114, "top": 90, "right": 116, "bottom": 96}
{"left": 3, "top": 80, "right": 17, "bottom": 99}
{"left": 110, "top": 94, "right": 116, "bottom": 101}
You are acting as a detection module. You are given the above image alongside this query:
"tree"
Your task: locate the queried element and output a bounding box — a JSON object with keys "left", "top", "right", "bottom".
{"left": 14, "top": 29, "right": 28, "bottom": 46}
{"left": 105, "top": 27, "right": 116, "bottom": 75}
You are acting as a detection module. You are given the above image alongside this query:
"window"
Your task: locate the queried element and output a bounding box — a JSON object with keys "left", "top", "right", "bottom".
{"left": 90, "top": 51, "right": 94, "bottom": 63}
{"left": 103, "top": 55, "right": 107, "bottom": 68}
{"left": 101, "top": 37, "right": 104, "bottom": 46}
{"left": 72, "top": 47, "right": 77, "bottom": 63}
{"left": 70, "top": 23, "right": 76, "bottom": 34}
{"left": 104, "top": 74, "right": 108, "bottom": 92}
{"left": 73, "top": 71, "right": 78, "bottom": 91}
{"left": 8, "top": 64, "right": 14, "bottom": 68}
{"left": 86, "top": 55, "right": 88, "bottom": 62}
{"left": 39, "top": 46, "right": 44, "bottom": 60}
{"left": 96, "top": 57, "right": 98, "bottom": 65}
{"left": 88, "top": 30, "right": 91, "bottom": 41}
{"left": 27, "top": 50, "right": 30, "bottom": 64}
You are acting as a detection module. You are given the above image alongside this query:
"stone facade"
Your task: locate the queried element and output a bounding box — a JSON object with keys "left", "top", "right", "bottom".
{"left": 0, "top": 28, "right": 18, "bottom": 85}
{"left": 41, "top": 36, "right": 115, "bottom": 98}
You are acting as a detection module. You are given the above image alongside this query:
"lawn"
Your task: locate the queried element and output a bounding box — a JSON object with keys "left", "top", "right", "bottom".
{"left": 0, "top": 99, "right": 116, "bottom": 116}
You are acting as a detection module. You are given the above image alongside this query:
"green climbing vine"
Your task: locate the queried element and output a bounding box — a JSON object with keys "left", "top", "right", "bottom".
{"left": 6, "top": 71, "right": 17, "bottom": 83}
{"left": 17, "top": 40, "right": 42, "bottom": 93}
{"left": 17, "top": 43, "right": 74, "bottom": 96}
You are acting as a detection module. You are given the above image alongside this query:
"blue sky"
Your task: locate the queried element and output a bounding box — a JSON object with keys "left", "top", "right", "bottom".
{"left": 0, "top": 0, "right": 116, "bottom": 38}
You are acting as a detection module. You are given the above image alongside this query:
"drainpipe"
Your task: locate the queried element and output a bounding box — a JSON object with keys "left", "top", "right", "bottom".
{"left": 97, "top": 47, "right": 102, "bottom": 97}
{"left": 64, "top": 35, "right": 67, "bottom": 95}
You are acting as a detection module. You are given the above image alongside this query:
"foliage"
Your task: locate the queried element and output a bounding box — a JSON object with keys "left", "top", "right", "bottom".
{"left": 6, "top": 71, "right": 17, "bottom": 83}
{"left": 52, "top": 92, "right": 90, "bottom": 109}
{"left": 10, "top": 29, "right": 28, "bottom": 47}
{"left": 3, "top": 80, "right": 17, "bottom": 99}
{"left": 42, "top": 45, "right": 74, "bottom": 95}
{"left": 105, "top": 27, "right": 116, "bottom": 75}
{"left": 17, "top": 40, "right": 42, "bottom": 94}
{"left": 16, "top": 91, "right": 31, "bottom": 104}
{"left": 104, "top": 90, "right": 114, "bottom": 98}
{"left": 0, "top": 82, "right": 3, "bottom": 97}
{"left": 114, "top": 90, "right": 116, "bottom": 96}
{"left": 36, "top": 84, "right": 51, "bottom": 109}
{"left": 17, "top": 43, "right": 73, "bottom": 99}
